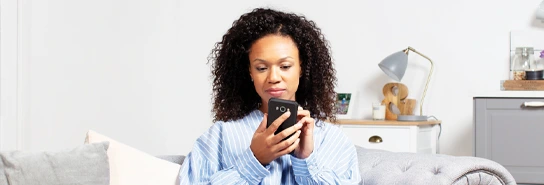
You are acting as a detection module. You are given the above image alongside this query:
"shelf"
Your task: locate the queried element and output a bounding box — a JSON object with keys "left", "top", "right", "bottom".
{"left": 331, "top": 119, "right": 441, "bottom": 126}
{"left": 501, "top": 80, "right": 544, "bottom": 91}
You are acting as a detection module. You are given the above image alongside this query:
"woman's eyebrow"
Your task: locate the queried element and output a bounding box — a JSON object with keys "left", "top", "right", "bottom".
{"left": 252, "top": 57, "right": 294, "bottom": 63}
{"left": 252, "top": 58, "right": 268, "bottom": 63}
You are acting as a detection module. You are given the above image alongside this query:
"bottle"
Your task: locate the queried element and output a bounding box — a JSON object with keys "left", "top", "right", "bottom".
{"left": 511, "top": 47, "right": 535, "bottom": 80}
{"left": 539, "top": 50, "right": 544, "bottom": 79}
{"left": 525, "top": 49, "right": 544, "bottom": 80}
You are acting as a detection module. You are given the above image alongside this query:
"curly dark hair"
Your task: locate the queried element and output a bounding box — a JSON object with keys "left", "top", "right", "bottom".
{"left": 209, "top": 7, "right": 337, "bottom": 123}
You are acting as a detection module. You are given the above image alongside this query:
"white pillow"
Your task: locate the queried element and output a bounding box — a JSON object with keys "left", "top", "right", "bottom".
{"left": 84, "top": 130, "right": 181, "bottom": 185}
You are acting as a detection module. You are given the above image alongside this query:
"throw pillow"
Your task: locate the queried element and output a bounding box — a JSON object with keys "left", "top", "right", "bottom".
{"left": 84, "top": 130, "right": 181, "bottom": 185}
{"left": 0, "top": 141, "right": 110, "bottom": 185}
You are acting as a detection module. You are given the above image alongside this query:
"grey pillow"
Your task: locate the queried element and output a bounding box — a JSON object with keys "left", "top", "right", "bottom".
{"left": 0, "top": 141, "right": 110, "bottom": 185}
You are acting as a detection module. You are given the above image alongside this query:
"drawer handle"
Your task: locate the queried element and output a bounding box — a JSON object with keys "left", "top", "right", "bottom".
{"left": 524, "top": 102, "right": 544, "bottom": 107}
{"left": 368, "top": 135, "right": 383, "bottom": 143}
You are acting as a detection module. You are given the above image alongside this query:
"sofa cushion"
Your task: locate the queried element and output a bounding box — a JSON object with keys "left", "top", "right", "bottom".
{"left": 85, "top": 130, "right": 181, "bottom": 185}
{"left": 0, "top": 141, "right": 110, "bottom": 185}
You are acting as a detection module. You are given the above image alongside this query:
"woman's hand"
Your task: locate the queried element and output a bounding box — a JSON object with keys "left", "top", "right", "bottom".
{"left": 293, "top": 107, "right": 315, "bottom": 159}
{"left": 250, "top": 112, "right": 302, "bottom": 165}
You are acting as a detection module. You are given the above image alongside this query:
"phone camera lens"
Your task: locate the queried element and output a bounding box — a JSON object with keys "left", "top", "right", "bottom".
{"left": 279, "top": 106, "right": 286, "bottom": 112}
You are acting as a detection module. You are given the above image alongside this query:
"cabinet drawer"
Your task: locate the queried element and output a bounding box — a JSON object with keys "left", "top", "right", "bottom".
{"left": 482, "top": 98, "right": 544, "bottom": 109}
{"left": 342, "top": 125, "right": 411, "bottom": 152}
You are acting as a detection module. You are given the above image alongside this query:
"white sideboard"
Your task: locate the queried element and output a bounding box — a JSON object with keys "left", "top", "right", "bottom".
{"left": 335, "top": 120, "right": 441, "bottom": 154}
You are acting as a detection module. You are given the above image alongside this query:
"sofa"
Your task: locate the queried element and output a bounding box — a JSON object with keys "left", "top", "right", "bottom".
{"left": 160, "top": 146, "right": 517, "bottom": 185}
{"left": 0, "top": 130, "right": 516, "bottom": 185}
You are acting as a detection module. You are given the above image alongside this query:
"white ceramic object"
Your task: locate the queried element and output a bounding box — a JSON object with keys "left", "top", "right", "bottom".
{"left": 537, "top": 0, "right": 544, "bottom": 21}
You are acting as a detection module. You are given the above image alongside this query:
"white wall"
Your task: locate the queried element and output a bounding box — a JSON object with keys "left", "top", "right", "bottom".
{"left": 1, "top": 0, "right": 543, "bottom": 156}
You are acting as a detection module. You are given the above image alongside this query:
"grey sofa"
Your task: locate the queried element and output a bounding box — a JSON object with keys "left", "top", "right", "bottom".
{"left": 160, "top": 145, "right": 516, "bottom": 185}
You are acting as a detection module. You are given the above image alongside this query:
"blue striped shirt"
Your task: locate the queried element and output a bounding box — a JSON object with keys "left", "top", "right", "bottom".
{"left": 178, "top": 109, "right": 361, "bottom": 184}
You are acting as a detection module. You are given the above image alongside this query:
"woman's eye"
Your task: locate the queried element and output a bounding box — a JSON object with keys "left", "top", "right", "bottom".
{"left": 256, "top": 67, "right": 267, "bottom": 71}
{"left": 281, "top": 66, "right": 292, "bottom": 69}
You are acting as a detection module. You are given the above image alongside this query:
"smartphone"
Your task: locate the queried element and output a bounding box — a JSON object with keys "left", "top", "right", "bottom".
{"left": 267, "top": 98, "right": 299, "bottom": 139}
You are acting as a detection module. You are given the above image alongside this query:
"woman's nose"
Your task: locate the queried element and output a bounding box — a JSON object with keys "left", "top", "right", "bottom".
{"left": 267, "top": 67, "right": 281, "bottom": 84}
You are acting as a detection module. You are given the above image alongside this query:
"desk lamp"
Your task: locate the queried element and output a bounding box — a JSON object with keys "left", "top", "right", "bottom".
{"left": 378, "top": 46, "right": 434, "bottom": 121}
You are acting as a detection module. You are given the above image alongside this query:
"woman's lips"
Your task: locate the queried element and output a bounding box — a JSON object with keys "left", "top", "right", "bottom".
{"left": 266, "top": 89, "right": 285, "bottom": 97}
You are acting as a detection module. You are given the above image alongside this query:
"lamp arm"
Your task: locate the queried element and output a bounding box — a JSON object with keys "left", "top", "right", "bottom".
{"left": 405, "top": 47, "right": 434, "bottom": 116}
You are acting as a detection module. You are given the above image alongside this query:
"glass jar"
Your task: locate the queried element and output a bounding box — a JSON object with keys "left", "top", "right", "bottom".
{"left": 372, "top": 103, "right": 385, "bottom": 120}
{"left": 529, "top": 50, "right": 544, "bottom": 80}
{"left": 540, "top": 50, "right": 544, "bottom": 79}
{"left": 510, "top": 47, "right": 535, "bottom": 80}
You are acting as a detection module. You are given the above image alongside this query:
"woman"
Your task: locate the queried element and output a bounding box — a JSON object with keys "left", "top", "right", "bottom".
{"left": 179, "top": 7, "right": 361, "bottom": 184}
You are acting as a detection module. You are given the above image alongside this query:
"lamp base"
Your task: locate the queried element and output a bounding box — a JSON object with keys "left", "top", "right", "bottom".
{"left": 397, "top": 115, "right": 429, "bottom": 121}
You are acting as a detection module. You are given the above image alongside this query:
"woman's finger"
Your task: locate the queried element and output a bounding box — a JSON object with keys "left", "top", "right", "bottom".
{"left": 297, "top": 110, "right": 310, "bottom": 117}
{"left": 255, "top": 113, "right": 268, "bottom": 132}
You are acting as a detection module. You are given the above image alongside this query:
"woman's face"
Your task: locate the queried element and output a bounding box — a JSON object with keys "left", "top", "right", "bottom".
{"left": 249, "top": 35, "right": 301, "bottom": 109}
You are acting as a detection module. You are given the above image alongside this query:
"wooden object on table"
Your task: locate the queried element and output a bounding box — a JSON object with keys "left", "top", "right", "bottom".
{"left": 381, "top": 83, "right": 417, "bottom": 120}
{"left": 501, "top": 80, "right": 544, "bottom": 91}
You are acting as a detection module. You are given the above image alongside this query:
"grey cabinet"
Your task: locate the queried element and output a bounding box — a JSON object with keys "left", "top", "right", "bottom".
{"left": 474, "top": 97, "right": 544, "bottom": 184}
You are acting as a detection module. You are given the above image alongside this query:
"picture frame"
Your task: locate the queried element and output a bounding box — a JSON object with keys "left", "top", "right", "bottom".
{"left": 334, "top": 90, "right": 357, "bottom": 119}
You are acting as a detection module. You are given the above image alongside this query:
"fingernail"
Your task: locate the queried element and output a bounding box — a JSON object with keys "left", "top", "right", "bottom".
{"left": 295, "top": 123, "right": 302, "bottom": 128}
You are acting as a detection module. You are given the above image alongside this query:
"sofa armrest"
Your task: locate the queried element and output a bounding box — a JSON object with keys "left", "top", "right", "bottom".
{"left": 355, "top": 146, "right": 516, "bottom": 185}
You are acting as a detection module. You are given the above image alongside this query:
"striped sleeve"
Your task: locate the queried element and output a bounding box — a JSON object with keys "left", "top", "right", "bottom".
{"left": 178, "top": 122, "right": 270, "bottom": 185}
{"left": 290, "top": 122, "right": 361, "bottom": 185}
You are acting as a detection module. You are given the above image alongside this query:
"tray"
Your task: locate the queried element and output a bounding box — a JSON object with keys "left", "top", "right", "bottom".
{"left": 501, "top": 80, "right": 544, "bottom": 91}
